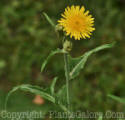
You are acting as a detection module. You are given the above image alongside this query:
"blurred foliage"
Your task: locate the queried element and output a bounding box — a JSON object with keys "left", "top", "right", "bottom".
{"left": 0, "top": 0, "right": 125, "bottom": 119}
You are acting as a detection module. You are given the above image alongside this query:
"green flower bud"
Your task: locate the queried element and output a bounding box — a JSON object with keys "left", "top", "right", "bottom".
{"left": 55, "top": 24, "right": 63, "bottom": 31}
{"left": 63, "top": 40, "right": 72, "bottom": 52}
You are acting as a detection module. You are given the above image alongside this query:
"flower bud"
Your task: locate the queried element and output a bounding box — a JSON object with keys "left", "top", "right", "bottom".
{"left": 63, "top": 40, "right": 72, "bottom": 52}
{"left": 55, "top": 24, "right": 63, "bottom": 31}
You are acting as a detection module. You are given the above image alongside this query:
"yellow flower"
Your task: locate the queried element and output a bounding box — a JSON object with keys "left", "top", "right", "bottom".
{"left": 58, "top": 5, "right": 95, "bottom": 40}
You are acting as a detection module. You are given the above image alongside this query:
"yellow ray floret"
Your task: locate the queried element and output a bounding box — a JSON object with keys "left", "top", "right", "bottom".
{"left": 58, "top": 5, "right": 95, "bottom": 40}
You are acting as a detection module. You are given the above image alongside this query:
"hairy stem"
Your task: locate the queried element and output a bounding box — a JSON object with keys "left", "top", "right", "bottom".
{"left": 64, "top": 53, "right": 71, "bottom": 119}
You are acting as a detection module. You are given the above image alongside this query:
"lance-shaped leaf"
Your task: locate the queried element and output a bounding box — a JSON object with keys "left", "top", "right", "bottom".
{"left": 5, "top": 84, "right": 55, "bottom": 109}
{"left": 56, "top": 84, "right": 67, "bottom": 107}
{"left": 50, "top": 77, "right": 58, "bottom": 96}
{"left": 41, "top": 48, "right": 66, "bottom": 72}
{"left": 43, "top": 12, "right": 55, "bottom": 28}
{"left": 69, "top": 42, "right": 115, "bottom": 79}
{"left": 108, "top": 94, "right": 125, "bottom": 104}
{"left": 5, "top": 84, "right": 69, "bottom": 112}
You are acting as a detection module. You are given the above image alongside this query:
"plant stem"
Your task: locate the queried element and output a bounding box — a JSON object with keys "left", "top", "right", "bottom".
{"left": 64, "top": 53, "right": 71, "bottom": 119}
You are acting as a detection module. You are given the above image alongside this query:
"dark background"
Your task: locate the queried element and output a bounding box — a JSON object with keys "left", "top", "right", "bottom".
{"left": 0, "top": 0, "right": 125, "bottom": 119}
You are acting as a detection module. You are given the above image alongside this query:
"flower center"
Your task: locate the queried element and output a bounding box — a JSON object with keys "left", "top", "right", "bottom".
{"left": 71, "top": 19, "right": 83, "bottom": 32}
{"left": 75, "top": 21, "right": 80, "bottom": 25}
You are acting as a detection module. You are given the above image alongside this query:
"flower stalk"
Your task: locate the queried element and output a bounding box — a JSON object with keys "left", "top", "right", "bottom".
{"left": 64, "top": 53, "right": 71, "bottom": 118}
{"left": 63, "top": 40, "right": 72, "bottom": 119}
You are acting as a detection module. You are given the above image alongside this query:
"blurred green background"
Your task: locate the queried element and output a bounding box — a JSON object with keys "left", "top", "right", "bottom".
{"left": 0, "top": 0, "right": 125, "bottom": 119}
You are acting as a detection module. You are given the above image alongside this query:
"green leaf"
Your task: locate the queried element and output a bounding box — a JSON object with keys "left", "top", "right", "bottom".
{"left": 69, "top": 42, "right": 115, "bottom": 79}
{"left": 56, "top": 85, "right": 67, "bottom": 106}
{"left": 41, "top": 48, "right": 66, "bottom": 72}
{"left": 5, "top": 84, "right": 55, "bottom": 109}
{"left": 43, "top": 12, "right": 55, "bottom": 28}
{"left": 5, "top": 84, "right": 69, "bottom": 112}
{"left": 108, "top": 94, "right": 125, "bottom": 104}
{"left": 50, "top": 77, "right": 58, "bottom": 96}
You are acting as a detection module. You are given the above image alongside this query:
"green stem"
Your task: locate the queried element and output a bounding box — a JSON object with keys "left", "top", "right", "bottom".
{"left": 64, "top": 53, "right": 71, "bottom": 119}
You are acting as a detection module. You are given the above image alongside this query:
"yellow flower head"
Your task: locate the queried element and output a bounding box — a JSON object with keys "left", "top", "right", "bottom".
{"left": 58, "top": 5, "right": 95, "bottom": 40}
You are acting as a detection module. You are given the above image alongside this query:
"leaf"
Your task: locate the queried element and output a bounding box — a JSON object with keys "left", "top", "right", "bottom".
{"left": 41, "top": 48, "right": 66, "bottom": 72}
{"left": 56, "top": 85, "right": 67, "bottom": 106}
{"left": 69, "top": 42, "right": 115, "bottom": 79}
{"left": 50, "top": 77, "right": 58, "bottom": 95}
{"left": 5, "top": 84, "right": 55, "bottom": 109}
{"left": 5, "top": 84, "right": 69, "bottom": 112}
{"left": 108, "top": 94, "right": 125, "bottom": 104}
{"left": 43, "top": 12, "right": 55, "bottom": 28}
